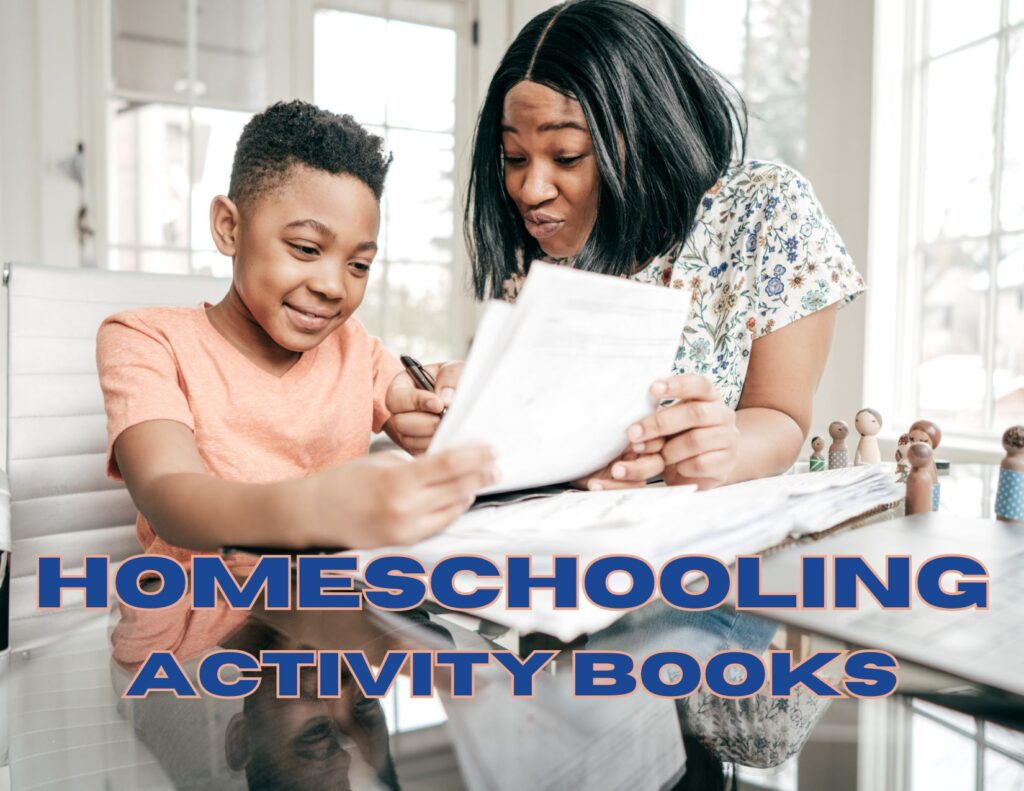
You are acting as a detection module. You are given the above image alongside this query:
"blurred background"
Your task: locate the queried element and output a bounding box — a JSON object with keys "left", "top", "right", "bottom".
{"left": 0, "top": 2, "right": 1023, "bottom": 788}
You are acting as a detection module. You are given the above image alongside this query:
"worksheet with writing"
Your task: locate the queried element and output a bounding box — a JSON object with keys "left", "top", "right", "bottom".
{"left": 430, "top": 262, "right": 690, "bottom": 493}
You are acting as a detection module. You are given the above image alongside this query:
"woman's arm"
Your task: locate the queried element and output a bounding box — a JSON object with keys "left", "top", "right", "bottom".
{"left": 114, "top": 420, "right": 497, "bottom": 551}
{"left": 725, "top": 304, "right": 838, "bottom": 482}
{"left": 628, "top": 305, "right": 839, "bottom": 488}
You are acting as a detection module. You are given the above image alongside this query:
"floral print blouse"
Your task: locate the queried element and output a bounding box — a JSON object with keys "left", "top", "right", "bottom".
{"left": 503, "top": 160, "right": 866, "bottom": 409}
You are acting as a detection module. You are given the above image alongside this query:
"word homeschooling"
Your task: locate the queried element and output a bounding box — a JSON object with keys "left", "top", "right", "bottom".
{"left": 38, "top": 552, "right": 988, "bottom": 700}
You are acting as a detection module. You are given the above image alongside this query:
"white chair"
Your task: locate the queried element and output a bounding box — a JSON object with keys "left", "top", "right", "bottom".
{"left": 0, "top": 262, "right": 230, "bottom": 787}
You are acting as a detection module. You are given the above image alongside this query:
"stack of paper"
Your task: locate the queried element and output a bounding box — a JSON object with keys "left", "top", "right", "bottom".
{"left": 429, "top": 262, "right": 691, "bottom": 493}
{"left": 356, "top": 466, "right": 904, "bottom": 641}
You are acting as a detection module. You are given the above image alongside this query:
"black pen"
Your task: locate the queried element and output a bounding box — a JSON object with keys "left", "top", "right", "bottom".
{"left": 400, "top": 355, "right": 447, "bottom": 416}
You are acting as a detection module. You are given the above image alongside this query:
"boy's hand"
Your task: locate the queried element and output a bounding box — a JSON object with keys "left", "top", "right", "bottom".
{"left": 572, "top": 439, "right": 666, "bottom": 491}
{"left": 384, "top": 361, "right": 464, "bottom": 453}
{"left": 314, "top": 445, "right": 498, "bottom": 547}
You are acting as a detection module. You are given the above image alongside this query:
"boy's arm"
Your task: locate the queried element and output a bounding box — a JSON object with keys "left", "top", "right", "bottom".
{"left": 114, "top": 419, "right": 497, "bottom": 551}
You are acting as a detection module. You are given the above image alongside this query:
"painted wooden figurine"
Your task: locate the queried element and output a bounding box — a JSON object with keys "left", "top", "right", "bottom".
{"left": 908, "top": 419, "right": 942, "bottom": 510}
{"left": 854, "top": 408, "right": 883, "bottom": 465}
{"left": 828, "top": 420, "right": 850, "bottom": 470}
{"left": 995, "top": 425, "right": 1024, "bottom": 524}
{"left": 905, "top": 443, "right": 934, "bottom": 516}
{"left": 809, "top": 436, "right": 826, "bottom": 472}
{"left": 895, "top": 433, "right": 913, "bottom": 478}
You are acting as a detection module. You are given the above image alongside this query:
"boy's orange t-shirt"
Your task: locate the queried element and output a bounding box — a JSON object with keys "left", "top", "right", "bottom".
{"left": 96, "top": 305, "right": 403, "bottom": 666}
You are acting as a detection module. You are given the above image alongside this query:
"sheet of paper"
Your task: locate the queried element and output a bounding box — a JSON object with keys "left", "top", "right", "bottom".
{"left": 354, "top": 467, "right": 904, "bottom": 641}
{"left": 443, "top": 665, "right": 686, "bottom": 791}
{"left": 430, "top": 262, "right": 691, "bottom": 493}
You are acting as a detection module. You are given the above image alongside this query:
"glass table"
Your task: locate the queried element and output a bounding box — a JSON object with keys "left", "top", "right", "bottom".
{"left": 4, "top": 464, "right": 1021, "bottom": 790}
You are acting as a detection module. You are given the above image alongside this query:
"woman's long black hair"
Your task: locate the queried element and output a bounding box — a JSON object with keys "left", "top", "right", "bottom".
{"left": 466, "top": 0, "right": 747, "bottom": 299}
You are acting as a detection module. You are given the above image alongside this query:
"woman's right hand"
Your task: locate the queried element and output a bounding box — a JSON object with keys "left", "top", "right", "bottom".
{"left": 312, "top": 445, "right": 498, "bottom": 548}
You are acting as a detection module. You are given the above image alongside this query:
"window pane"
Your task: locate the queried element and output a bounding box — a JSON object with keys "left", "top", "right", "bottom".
{"left": 359, "top": 263, "right": 387, "bottom": 339}
{"left": 748, "top": 96, "right": 807, "bottom": 168}
{"left": 111, "top": 0, "right": 186, "bottom": 97}
{"left": 922, "top": 43, "right": 998, "bottom": 242}
{"left": 385, "top": 262, "right": 452, "bottom": 362}
{"left": 1001, "top": 31, "right": 1024, "bottom": 232}
{"left": 190, "top": 107, "right": 252, "bottom": 251}
{"left": 139, "top": 250, "right": 190, "bottom": 275}
{"left": 107, "top": 100, "right": 190, "bottom": 249}
{"left": 683, "top": 0, "right": 747, "bottom": 85}
{"left": 195, "top": 0, "right": 268, "bottom": 108}
{"left": 1013, "top": 0, "right": 1024, "bottom": 24}
{"left": 385, "top": 129, "right": 455, "bottom": 264}
{"left": 315, "top": 11, "right": 388, "bottom": 126}
{"left": 107, "top": 247, "right": 138, "bottom": 272}
{"left": 994, "top": 235, "right": 1024, "bottom": 427}
{"left": 917, "top": 240, "right": 989, "bottom": 429}
{"left": 191, "top": 249, "right": 231, "bottom": 279}
{"left": 987, "top": 720, "right": 1024, "bottom": 759}
{"left": 911, "top": 713, "right": 976, "bottom": 791}
{"left": 385, "top": 20, "right": 456, "bottom": 132}
{"left": 912, "top": 700, "right": 977, "bottom": 733}
{"left": 746, "top": 0, "right": 811, "bottom": 103}
{"left": 927, "top": 0, "right": 1001, "bottom": 56}
{"left": 985, "top": 749, "right": 1024, "bottom": 789}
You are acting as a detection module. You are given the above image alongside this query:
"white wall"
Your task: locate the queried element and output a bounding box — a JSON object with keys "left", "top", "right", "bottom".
{"left": 804, "top": 0, "right": 875, "bottom": 451}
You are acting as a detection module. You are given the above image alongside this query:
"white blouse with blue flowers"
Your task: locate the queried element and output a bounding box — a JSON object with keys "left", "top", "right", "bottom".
{"left": 503, "top": 160, "right": 866, "bottom": 409}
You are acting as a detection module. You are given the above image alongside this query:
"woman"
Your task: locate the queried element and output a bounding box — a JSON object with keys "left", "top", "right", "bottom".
{"left": 396, "top": 0, "right": 863, "bottom": 489}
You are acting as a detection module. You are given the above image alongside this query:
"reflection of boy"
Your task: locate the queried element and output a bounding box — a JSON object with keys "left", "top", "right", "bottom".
{"left": 223, "top": 624, "right": 398, "bottom": 791}
{"left": 97, "top": 101, "right": 495, "bottom": 669}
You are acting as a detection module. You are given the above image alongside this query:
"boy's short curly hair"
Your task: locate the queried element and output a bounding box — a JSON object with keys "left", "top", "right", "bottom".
{"left": 228, "top": 100, "right": 392, "bottom": 207}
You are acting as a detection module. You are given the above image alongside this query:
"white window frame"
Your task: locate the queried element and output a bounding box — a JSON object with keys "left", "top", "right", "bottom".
{"left": 81, "top": 0, "right": 478, "bottom": 359}
{"left": 295, "top": 0, "right": 478, "bottom": 359}
{"left": 865, "top": 0, "right": 1023, "bottom": 460}
{"left": 85, "top": 0, "right": 293, "bottom": 275}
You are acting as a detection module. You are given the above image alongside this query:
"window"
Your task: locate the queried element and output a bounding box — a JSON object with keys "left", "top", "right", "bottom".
{"left": 314, "top": 1, "right": 470, "bottom": 361}
{"left": 904, "top": 0, "right": 1024, "bottom": 435}
{"left": 104, "top": 0, "right": 270, "bottom": 276}
{"left": 910, "top": 700, "right": 1024, "bottom": 789}
{"left": 676, "top": 0, "right": 811, "bottom": 170}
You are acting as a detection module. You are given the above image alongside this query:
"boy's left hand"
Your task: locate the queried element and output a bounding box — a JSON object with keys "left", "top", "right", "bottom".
{"left": 385, "top": 361, "right": 464, "bottom": 454}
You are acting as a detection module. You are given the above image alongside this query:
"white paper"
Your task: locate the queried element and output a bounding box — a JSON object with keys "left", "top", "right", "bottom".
{"left": 429, "top": 262, "right": 691, "bottom": 493}
{"left": 354, "top": 466, "right": 904, "bottom": 642}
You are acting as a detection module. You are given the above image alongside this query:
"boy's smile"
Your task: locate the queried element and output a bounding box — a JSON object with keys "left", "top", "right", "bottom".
{"left": 208, "top": 165, "right": 380, "bottom": 376}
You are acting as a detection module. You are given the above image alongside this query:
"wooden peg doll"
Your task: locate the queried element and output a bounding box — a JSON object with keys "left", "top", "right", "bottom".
{"left": 995, "top": 425, "right": 1024, "bottom": 524}
{"left": 895, "top": 433, "right": 912, "bottom": 477}
{"left": 854, "top": 408, "right": 883, "bottom": 465}
{"left": 809, "top": 436, "right": 826, "bottom": 472}
{"left": 907, "top": 419, "right": 942, "bottom": 484}
{"left": 828, "top": 420, "right": 850, "bottom": 469}
{"left": 905, "top": 443, "right": 934, "bottom": 516}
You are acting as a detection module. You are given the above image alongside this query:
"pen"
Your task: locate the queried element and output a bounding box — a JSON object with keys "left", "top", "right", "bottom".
{"left": 400, "top": 355, "right": 447, "bottom": 416}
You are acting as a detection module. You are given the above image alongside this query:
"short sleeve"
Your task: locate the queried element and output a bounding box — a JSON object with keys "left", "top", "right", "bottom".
{"left": 96, "top": 313, "right": 196, "bottom": 480}
{"left": 746, "top": 164, "right": 865, "bottom": 337}
{"left": 369, "top": 336, "right": 404, "bottom": 434}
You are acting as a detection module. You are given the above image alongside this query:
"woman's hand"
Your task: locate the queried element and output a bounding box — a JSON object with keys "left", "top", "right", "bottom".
{"left": 384, "top": 361, "right": 464, "bottom": 453}
{"left": 573, "top": 439, "right": 666, "bottom": 491}
{"left": 312, "top": 445, "right": 498, "bottom": 548}
{"left": 627, "top": 375, "right": 740, "bottom": 490}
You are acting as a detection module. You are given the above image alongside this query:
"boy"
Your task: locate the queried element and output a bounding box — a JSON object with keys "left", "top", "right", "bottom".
{"left": 98, "top": 101, "right": 494, "bottom": 665}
